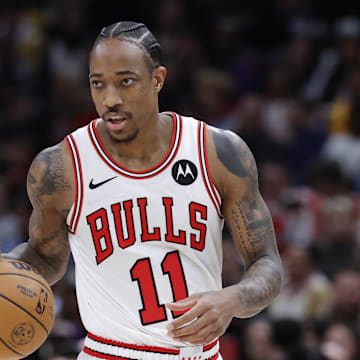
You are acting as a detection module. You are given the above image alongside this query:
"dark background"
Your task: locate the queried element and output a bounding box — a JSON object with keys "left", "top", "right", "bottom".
{"left": 0, "top": 1, "right": 360, "bottom": 359}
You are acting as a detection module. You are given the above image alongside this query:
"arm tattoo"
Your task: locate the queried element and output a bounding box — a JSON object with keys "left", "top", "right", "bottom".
{"left": 231, "top": 199, "right": 275, "bottom": 263}
{"left": 213, "top": 129, "right": 282, "bottom": 317}
{"left": 30, "top": 146, "right": 71, "bottom": 197}
{"left": 22, "top": 222, "right": 70, "bottom": 284}
{"left": 231, "top": 197, "right": 281, "bottom": 315}
{"left": 238, "top": 257, "right": 282, "bottom": 311}
{"left": 13, "top": 146, "right": 73, "bottom": 284}
{"left": 29, "top": 210, "right": 69, "bottom": 251}
{"left": 213, "top": 130, "right": 249, "bottom": 177}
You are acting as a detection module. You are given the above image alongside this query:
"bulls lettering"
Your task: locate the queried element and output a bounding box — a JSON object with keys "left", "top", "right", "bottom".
{"left": 87, "top": 197, "right": 208, "bottom": 264}
{"left": 137, "top": 198, "right": 161, "bottom": 242}
{"left": 111, "top": 200, "right": 136, "bottom": 249}
{"left": 163, "top": 197, "right": 186, "bottom": 245}
{"left": 87, "top": 208, "right": 113, "bottom": 264}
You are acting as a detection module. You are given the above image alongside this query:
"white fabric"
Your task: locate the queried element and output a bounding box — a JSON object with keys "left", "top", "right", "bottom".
{"left": 77, "top": 350, "right": 223, "bottom": 360}
{"left": 67, "top": 114, "right": 224, "bottom": 348}
{"left": 82, "top": 336, "right": 219, "bottom": 360}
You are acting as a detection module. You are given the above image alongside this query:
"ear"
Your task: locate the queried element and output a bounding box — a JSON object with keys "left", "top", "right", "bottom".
{"left": 153, "top": 66, "right": 167, "bottom": 93}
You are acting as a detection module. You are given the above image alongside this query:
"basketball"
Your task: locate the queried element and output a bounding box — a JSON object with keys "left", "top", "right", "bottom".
{"left": 0, "top": 259, "right": 55, "bottom": 360}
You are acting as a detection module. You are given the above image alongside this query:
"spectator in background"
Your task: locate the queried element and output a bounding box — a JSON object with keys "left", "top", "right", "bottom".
{"left": 326, "top": 64, "right": 360, "bottom": 135}
{"left": 244, "top": 318, "right": 285, "bottom": 360}
{"left": 285, "top": 100, "right": 327, "bottom": 184}
{"left": 280, "top": 187, "right": 321, "bottom": 247}
{"left": 47, "top": 0, "right": 89, "bottom": 86}
{"left": 272, "top": 318, "right": 323, "bottom": 360}
{"left": 282, "top": 32, "right": 320, "bottom": 98}
{"left": 192, "top": 67, "right": 236, "bottom": 126}
{"left": 306, "top": 158, "right": 353, "bottom": 197}
{"left": 261, "top": 67, "right": 294, "bottom": 147}
{"left": 228, "top": 94, "right": 286, "bottom": 163}
{"left": 324, "top": 270, "right": 360, "bottom": 332}
{"left": 302, "top": 16, "right": 360, "bottom": 103}
{"left": 211, "top": 14, "right": 245, "bottom": 70}
{"left": 0, "top": 137, "right": 36, "bottom": 190}
{"left": 10, "top": 4, "right": 48, "bottom": 97}
{"left": 154, "top": 0, "right": 206, "bottom": 113}
{"left": 268, "top": 245, "right": 332, "bottom": 321}
{"left": 322, "top": 92, "right": 360, "bottom": 183}
{"left": 320, "top": 322, "right": 359, "bottom": 360}
{"left": 312, "top": 195, "right": 360, "bottom": 278}
{"left": 46, "top": 0, "right": 97, "bottom": 142}
{"left": 259, "top": 162, "right": 291, "bottom": 248}
{"left": 4, "top": 93, "right": 46, "bottom": 147}
{"left": 265, "top": 17, "right": 326, "bottom": 100}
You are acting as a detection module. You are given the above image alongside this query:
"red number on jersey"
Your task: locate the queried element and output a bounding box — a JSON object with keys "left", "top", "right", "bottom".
{"left": 130, "top": 251, "right": 189, "bottom": 325}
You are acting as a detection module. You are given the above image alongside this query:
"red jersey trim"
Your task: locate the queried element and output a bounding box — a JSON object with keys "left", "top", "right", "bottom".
{"left": 84, "top": 347, "right": 219, "bottom": 360}
{"left": 203, "top": 338, "right": 219, "bottom": 351}
{"left": 65, "top": 135, "right": 84, "bottom": 234}
{"left": 87, "top": 332, "right": 179, "bottom": 354}
{"left": 84, "top": 347, "right": 133, "bottom": 360}
{"left": 198, "top": 122, "right": 223, "bottom": 219}
{"left": 87, "top": 112, "right": 182, "bottom": 179}
{"left": 86, "top": 332, "right": 219, "bottom": 358}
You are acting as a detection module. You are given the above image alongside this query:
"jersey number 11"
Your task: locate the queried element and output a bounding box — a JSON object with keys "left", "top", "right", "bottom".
{"left": 130, "top": 250, "right": 189, "bottom": 325}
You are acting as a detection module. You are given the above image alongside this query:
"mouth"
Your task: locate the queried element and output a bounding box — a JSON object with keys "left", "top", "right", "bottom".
{"left": 103, "top": 113, "right": 129, "bottom": 131}
{"left": 104, "top": 113, "right": 127, "bottom": 123}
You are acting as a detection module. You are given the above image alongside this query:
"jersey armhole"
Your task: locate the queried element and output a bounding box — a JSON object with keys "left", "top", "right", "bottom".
{"left": 65, "top": 134, "right": 84, "bottom": 234}
{"left": 197, "top": 121, "right": 223, "bottom": 219}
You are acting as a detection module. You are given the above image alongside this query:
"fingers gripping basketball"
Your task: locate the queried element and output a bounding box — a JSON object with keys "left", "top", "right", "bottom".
{"left": 0, "top": 259, "right": 55, "bottom": 359}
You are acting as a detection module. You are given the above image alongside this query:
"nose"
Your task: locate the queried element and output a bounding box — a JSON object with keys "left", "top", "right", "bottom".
{"left": 103, "top": 85, "right": 123, "bottom": 108}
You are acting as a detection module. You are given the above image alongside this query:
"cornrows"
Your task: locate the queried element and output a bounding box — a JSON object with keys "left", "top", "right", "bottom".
{"left": 93, "top": 21, "right": 162, "bottom": 69}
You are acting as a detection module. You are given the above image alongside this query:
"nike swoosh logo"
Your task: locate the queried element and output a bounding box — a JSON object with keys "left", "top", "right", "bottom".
{"left": 89, "top": 176, "right": 118, "bottom": 189}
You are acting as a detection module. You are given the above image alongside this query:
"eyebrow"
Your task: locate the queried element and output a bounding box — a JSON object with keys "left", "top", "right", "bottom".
{"left": 89, "top": 70, "right": 137, "bottom": 78}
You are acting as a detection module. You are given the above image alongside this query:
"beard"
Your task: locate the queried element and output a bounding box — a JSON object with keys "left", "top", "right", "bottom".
{"left": 107, "top": 127, "right": 140, "bottom": 144}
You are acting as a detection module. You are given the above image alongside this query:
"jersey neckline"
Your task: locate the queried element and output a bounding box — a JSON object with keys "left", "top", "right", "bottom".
{"left": 87, "top": 112, "right": 182, "bottom": 179}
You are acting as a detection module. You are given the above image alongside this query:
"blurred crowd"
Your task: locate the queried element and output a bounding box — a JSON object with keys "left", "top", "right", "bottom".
{"left": 0, "top": 0, "right": 360, "bottom": 359}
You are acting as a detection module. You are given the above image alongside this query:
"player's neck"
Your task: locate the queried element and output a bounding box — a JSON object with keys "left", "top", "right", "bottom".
{"left": 97, "top": 112, "right": 173, "bottom": 171}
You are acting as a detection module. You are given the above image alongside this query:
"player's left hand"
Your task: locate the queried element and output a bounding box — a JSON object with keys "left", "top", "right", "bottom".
{"left": 166, "top": 289, "right": 237, "bottom": 345}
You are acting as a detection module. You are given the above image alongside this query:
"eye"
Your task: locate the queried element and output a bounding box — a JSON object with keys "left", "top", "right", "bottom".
{"left": 122, "top": 78, "right": 134, "bottom": 87}
{"left": 91, "top": 80, "right": 103, "bottom": 89}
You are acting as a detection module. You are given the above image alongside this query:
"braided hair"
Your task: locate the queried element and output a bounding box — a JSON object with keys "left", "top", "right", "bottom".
{"left": 92, "top": 21, "right": 162, "bottom": 71}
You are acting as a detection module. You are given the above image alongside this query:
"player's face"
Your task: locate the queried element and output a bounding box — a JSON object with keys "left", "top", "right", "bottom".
{"left": 89, "top": 39, "right": 166, "bottom": 142}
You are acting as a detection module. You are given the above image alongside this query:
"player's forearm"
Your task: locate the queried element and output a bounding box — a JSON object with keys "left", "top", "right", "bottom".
{"left": 4, "top": 242, "right": 66, "bottom": 285}
{"left": 228, "top": 255, "right": 282, "bottom": 318}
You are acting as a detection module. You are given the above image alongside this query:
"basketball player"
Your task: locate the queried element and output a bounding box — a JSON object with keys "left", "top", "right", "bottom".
{"left": 2, "top": 22, "right": 282, "bottom": 360}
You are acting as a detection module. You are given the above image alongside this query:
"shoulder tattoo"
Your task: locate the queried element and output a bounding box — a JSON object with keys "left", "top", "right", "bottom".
{"left": 27, "top": 145, "right": 71, "bottom": 201}
{"left": 213, "top": 130, "right": 276, "bottom": 263}
{"left": 213, "top": 129, "right": 258, "bottom": 181}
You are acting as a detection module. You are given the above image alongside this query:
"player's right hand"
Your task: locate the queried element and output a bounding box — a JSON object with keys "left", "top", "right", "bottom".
{"left": 166, "top": 288, "right": 237, "bottom": 345}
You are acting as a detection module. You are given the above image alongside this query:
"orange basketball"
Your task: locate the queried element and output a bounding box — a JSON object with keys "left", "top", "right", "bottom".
{"left": 0, "top": 259, "right": 55, "bottom": 359}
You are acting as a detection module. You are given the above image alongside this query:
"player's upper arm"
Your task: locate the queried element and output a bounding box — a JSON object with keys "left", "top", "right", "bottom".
{"left": 26, "top": 140, "right": 74, "bottom": 279}
{"left": 206, "top": 126, "right": 280, "bottom": 268}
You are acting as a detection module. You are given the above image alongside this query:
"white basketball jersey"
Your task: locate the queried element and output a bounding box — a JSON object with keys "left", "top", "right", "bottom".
{"left": 65, "top": 113, "right": 224, "bottom": 348}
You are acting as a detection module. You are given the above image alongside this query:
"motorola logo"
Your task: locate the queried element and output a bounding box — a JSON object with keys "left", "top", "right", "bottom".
{"left": 172, "top": 160, "right": 198, "bottom": 185}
